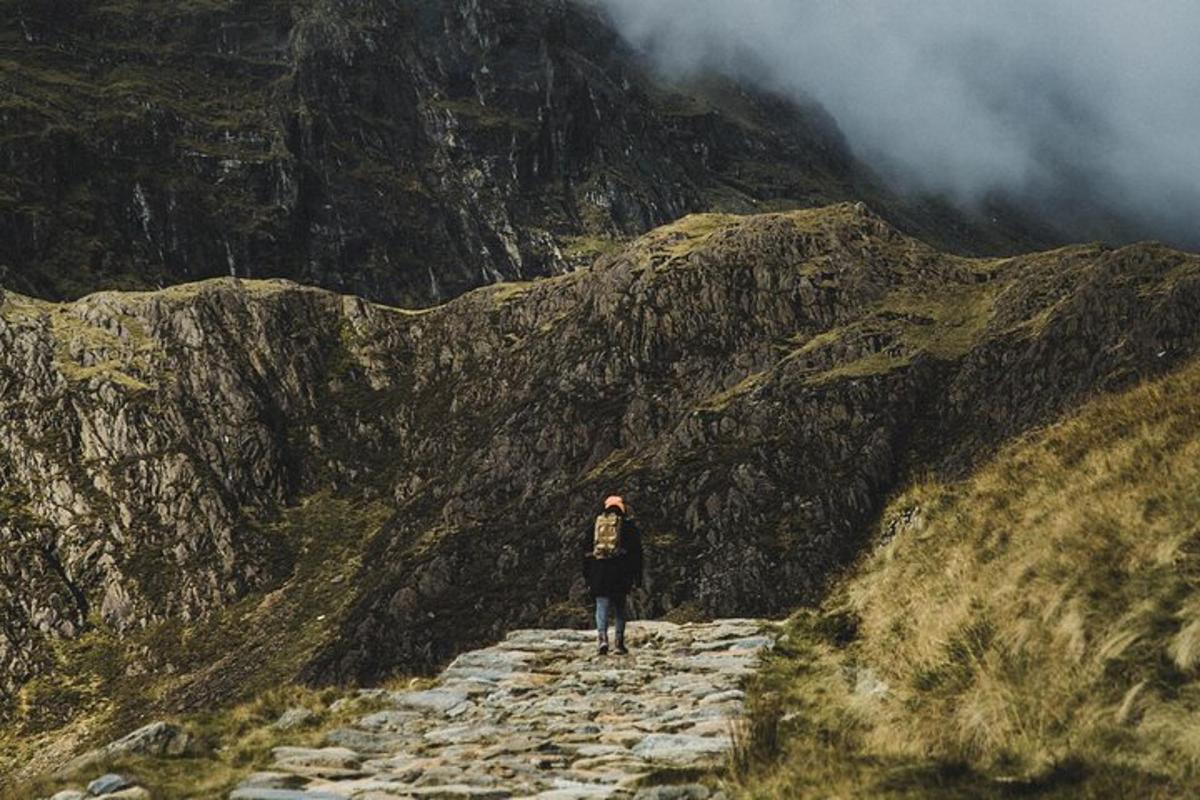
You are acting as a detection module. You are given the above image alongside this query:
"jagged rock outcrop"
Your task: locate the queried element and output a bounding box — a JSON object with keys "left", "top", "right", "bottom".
{"left": 1, "top": 0, "right": 901, "bottom": 307}
{"left": 2, "top": 204, "right": 1198, "bottom": 731}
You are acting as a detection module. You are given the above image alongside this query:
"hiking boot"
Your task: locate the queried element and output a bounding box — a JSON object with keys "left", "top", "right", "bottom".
{"left": 615, "top": 643, "right": 629, "bottom": 655}
{"left": 597, "top": 642, "right": 609, "bottom": 656}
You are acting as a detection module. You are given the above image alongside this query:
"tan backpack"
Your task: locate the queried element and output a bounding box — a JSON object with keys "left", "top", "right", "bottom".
{"left": 592, "top": 513, "right": 623, "bottom": 559}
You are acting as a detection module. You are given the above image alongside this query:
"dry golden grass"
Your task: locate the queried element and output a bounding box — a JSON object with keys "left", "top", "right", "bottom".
{"left": 740, "top": 357, "right": 1200, "bottom": 798}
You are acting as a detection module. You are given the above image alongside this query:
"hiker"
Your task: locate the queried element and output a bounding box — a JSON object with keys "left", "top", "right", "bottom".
{"left": 582, "top": 495, "right": 644, "bottom": 655}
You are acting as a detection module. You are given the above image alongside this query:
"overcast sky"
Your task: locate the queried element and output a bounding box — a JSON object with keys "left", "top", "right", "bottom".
{"left": 593, "top": 0, "right": 1200, "bottom": 247}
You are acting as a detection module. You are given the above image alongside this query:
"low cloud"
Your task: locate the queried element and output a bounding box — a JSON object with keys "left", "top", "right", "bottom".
{"left": 594, "top": 0, "right": 1200, "bottom": 247}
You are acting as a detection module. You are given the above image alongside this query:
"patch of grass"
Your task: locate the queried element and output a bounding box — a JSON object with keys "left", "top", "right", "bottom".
{"left": 629, "top": 213, "right": 741, "bottom": 269}
{"left": 880, "top": 282, "right": 998, "bottom": 359}
{"left": 560, "top": 235, "right": 624, "bottom": 263}
{"left": 694, "top": 370, "right": 768, "bottom": 412}
{"left": 487, "top": 281, "right": 537, "bottom": 305}
{"left": 585, "top": 447, "right": 648, "bottom": 482}
{"left": 738, "top": 357, "right": 1200, "bottom": 797}
{"left": 804, "top": 351, "right": 911, "bottom": 386}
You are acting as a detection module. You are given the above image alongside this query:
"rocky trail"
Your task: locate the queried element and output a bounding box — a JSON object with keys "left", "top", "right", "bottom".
{"left": 230, "top": 620, "right": 774, "bottom": 800}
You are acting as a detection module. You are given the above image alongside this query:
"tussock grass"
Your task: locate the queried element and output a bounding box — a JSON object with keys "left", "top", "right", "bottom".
{"left": 738, "top": 356, "right": 1200, "bottom": 798}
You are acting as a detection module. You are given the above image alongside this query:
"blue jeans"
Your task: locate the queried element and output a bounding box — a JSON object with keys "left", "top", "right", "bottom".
{"left": 595, "top": 596, "right": 626, "bottom": 645}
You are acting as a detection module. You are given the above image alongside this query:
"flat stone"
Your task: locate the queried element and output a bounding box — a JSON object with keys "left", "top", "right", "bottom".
{"left": 358, "top": 709, "right": 424, "bottom": 731}
{"left": 272, "top": 746, "right": 361, "bottom": 767}
{"left": 478, "top": 737, "right": 546, "bottom": 759}
{"left": 693, "top": 636, "right": 773, "bottom": 653}
{"left": 440, "top": 677, "right": 502, "bottom": 696}
{"left": 403, "top": 784, "right": 511, "bottom": 798}
{"left": 631, "top": 734, "right": 729, "bottom": 765}
{"left": 570, "top": 744, "right": 628, "bottom": 758}
{"left": 547, "top": 722, "right": 602, "bottom": 737}
{"left": 238, "top": 772, "right": 308, "bottom": 790}
{"left": 324, "top": 727, "right": 409, "bottom": 753}
{"left": 448, "top": 649, "right": 537, "bottom": 672}
{"left": 597, "top": 730, "right": 643, "bottom": 747}
{"left": 697, "top": 690, "right": 745, "bottom": 706}
{"left": 358, "top": 751, "right": 435, "bottom": 778}
{"left": 392, "top": 688, "right": 471, "bottom": 713}
{"left": 87, "top": 774, "right": 132, "bottom": 796}
{"left": 569, "top": 754, "right": 645, "bottom": 772}
{"left": 653, "top": 704, "right": 739, "bottom": 727}
{"left": 673, "top": 655, "right": 757, "bottom": 674}
{"left": 645, "top": 675, "right": 714, "bottom": 696}
{"left": 504, "top": 629, "right": 594, "bottom": 644}
{"left": 676, "top": 720, "right": 731, "bottom": 737}
{"left": 537, "top": 777, "right": 624, "bottom": 798}
{"left": 526, "top": 695, "right": 590, "bottom": 716}
{"left": 302, "top": 777, "right": 425, "bottom": 796}
{"left": 228, "top": 790, "right": 346, "bottom": 800}
{"left": 424, "top": 722, "right": 505, "bottom": 745}
{"left": 49, "top": 792, "right": 87, "bottom": 800}
{"left": 575, "top": 669, "right": 640, "bottom": 685}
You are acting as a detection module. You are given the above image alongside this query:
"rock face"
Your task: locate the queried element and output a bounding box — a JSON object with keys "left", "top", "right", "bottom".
{"left": 0, "top": 0, "right": 902, "bottom": 307}
{"left": 1, "top": 204, "right": 1199, "bottom": 720}
{"left": 233, "top": 619, "right": 770, "bottom": 798}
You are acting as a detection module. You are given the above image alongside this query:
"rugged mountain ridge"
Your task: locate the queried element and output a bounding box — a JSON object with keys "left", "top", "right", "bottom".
{"left": 3, "top": 205, "right": 1198, "bottom": 765}
{"left": 3, "top": 0, "right": 918, "bottom": 307}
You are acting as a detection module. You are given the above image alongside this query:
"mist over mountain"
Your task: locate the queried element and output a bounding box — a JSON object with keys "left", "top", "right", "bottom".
{"left": 593, "top": 0, "right": 1200, "bottom": 249}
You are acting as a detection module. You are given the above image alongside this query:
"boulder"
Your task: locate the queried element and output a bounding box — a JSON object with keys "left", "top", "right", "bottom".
{"left": 272, "top": 708, "right": 319, "bottom": 731}
{"left": 86, "top": 774, "right": 132, "bottom": 796}
{"left": 64, "top": 721, "right": 191, "bottom": 773}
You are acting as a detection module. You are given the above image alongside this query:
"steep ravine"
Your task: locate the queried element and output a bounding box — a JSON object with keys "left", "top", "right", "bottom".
{"left": 2, "top": 204, "right": 1199, "bottom": 778}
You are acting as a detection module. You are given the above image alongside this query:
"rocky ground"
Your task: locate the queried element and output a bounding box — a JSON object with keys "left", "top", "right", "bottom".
{"left": 226, "top": 619, "right": 772, "bottom": 799}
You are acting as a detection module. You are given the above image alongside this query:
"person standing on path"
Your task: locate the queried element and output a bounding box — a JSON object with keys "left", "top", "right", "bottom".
{"left": 582, "top": 495, "right": 644, "bottom": 656}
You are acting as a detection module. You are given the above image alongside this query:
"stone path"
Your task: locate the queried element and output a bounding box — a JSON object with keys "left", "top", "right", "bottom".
{"left": 231, "top": 620, "right": 773, "bottom": 800}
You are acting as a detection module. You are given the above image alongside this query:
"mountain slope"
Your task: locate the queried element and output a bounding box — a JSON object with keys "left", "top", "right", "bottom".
{"left": 1, "top": 0, "right": 1060, "bottom": 308}
{"left": 0, "top": 0, "right": 882, "bottom": 306}
{"left": 2, "top": 203, "right": 1198, "bottom": 780}
{"left": 745, "top": 353, "right": 1200, "bottom": 798}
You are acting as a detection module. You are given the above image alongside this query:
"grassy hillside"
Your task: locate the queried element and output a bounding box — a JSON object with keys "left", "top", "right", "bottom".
{"left": 742, "top": 356, "right": 1200, "bottom": 797}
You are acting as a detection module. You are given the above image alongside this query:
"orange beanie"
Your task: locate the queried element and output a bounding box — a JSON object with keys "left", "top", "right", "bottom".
{"left": 603, "top": 495, "right": 626, "bottom": 513}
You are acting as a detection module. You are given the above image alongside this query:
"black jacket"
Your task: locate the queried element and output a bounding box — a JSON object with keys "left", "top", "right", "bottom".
{"left": 581, "top": 513, "right": 644, "bottom": 598}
